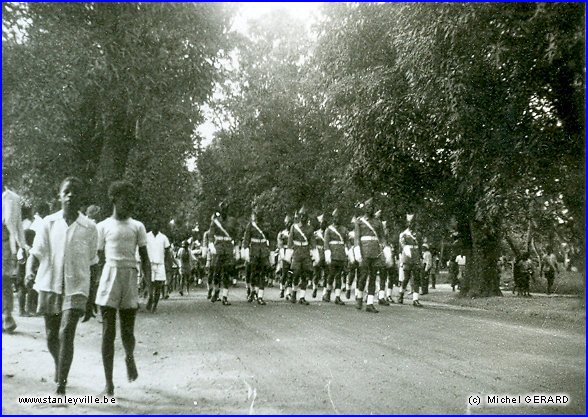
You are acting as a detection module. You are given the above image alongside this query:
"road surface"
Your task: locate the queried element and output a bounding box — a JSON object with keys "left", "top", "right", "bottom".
{"left": 2, "top": 285, "right": 585, "bottom": 414}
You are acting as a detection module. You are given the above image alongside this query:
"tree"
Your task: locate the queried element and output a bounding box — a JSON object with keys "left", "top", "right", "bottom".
{"left": 314, "top": 2, "right": 584, "bottom": 296}
{"left": 3, "top": 2, "right": 232, "bottom": 229}
{"left": 195, "top": 6, "right": 350, "bottom": 240}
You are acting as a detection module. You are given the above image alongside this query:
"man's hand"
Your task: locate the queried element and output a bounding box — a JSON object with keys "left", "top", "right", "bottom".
{"left": 82, "top": 302, "right": 96, "bottom": 323}
{"left": 25, "top": 273, "right": 35, "bottom": 290}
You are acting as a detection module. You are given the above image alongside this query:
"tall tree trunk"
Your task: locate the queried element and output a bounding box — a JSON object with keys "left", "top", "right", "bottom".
{"left": 461, "top": 218, "right": 502, "bottom": 297}
{"left": 95, "top": 111, "right": 135, "bottom": 207}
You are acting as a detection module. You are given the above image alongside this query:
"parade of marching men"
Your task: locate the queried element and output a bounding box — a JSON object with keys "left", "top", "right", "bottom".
{"left": 117, "top": 197, "right": 435, "bottom": 313}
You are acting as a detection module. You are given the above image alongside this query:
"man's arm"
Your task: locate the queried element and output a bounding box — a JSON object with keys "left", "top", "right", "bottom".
{"left": 25, "top": 253, "right": 40, "bottom": 289}
{"left": 139, "top": 246, "right": 151, "bottom": 283}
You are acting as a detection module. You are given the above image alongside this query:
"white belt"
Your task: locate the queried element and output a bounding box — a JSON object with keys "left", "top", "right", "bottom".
{"left": 329, "top": 241, "right": 344, "bottom": 245}
{"left": 293, "top": 241, "right": 308, "bottom": 246}
{"left": 251, "top": 238, "right": 267, "bottom": 243}
{"left": 215, "top": 236, "right": 232, "bottom": 241}
{"left": 360, "top": 236, "right": 379, "bottom": 241}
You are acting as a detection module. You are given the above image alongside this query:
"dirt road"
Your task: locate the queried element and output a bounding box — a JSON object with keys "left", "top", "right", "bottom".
{"left": 2, "top": 285, "right": 585, "bottom": 414}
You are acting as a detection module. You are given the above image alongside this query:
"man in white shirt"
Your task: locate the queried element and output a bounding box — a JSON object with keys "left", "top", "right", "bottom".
{"left": 25, "top": 177, "right": 98, "bottom": 395}
{"left": 146, "top": 224, "right": 170, "bottom": 312}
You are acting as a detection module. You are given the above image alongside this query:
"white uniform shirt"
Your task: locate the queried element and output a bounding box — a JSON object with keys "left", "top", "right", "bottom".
{"left": 456, "top": 255, "right": 466, "bottom": 266}
{"left": 31, "top": 211, "right": 98, "bottom": 297}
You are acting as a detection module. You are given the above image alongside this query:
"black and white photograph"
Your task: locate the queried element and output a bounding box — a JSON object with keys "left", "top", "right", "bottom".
{"left": 2, "top": 2, "right": 585, "bottom": 414}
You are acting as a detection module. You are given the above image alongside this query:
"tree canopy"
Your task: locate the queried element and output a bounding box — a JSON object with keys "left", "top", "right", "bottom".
{"left": 3, "top": 3, "right": 584, "bottom": 295}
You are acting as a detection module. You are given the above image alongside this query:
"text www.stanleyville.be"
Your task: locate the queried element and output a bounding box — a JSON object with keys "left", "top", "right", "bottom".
{"left": 18, "top": 395, "right": 116, "bottom": 406}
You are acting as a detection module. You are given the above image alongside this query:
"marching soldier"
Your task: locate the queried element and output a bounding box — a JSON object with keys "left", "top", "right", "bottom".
{"left": 313, "top": 214, "right": 326, "bottom": 298}
{"left": 345, "top": 216, "right": 359, "bottom": 300}
{"left": 323, "top": 209, "right": 348, "bottom": 305}
{"left": 353, "top": 198, "right": 387, "bottom": 313}
{"left": 421, "top": 243, "right": 432, "bottom": 295}
{"left": 285, "top": 207, "right": 316, "bottom": 305}
{"left": 398, "top": 213, "right": 423, "bottom": 307}
{"left": 242, "top": 207, "right": 270, "bottom": 305}
{"left": 208, "top": 202, "right": 235, "bottom": 305}
{"left": 374, "top": 210, "right": 390, "bottom": 306}
{"left": 201, "top": 229, "right": 214, "bottom": 299}
{"left": 277, "top": 215, "right": 293, "bottom": 299}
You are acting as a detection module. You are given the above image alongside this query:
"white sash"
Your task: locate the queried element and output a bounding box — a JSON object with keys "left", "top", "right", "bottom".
{"left": 252, "top": 222, "right": 267, "bottom": 242}
{"left": 293, "top": 224, "right": 308, "bottom": 245}
{"left": 327, "top": 225, "right": 344, "bottom": 243}
{"left": 360, "top": 217, "right": 379, "bottom": 241}
{"left": 214, "top": 218, "right": 231, "bottom": 239}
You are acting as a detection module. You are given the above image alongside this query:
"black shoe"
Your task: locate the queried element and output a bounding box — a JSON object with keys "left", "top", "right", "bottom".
{"left": 334, "top": 296, "right": 345, "bottom": 305}
{"left": 398, "top": 293, "right": 404, "bottom": 304}
{"left": 211, "top": 290, "right": 220, "bottom": 303}
{"left": 247, "top": 292, "right": 254, "bottom": 303}
{"left": 179, "top": 290, "right": 184, "bottom": 296}
{"left": 345, "top": 289, "right": 351, "bottom": 300}
{"left": 290, "top": 292, "right": 297, "bottom": 303}
{"left": 378, "top": 298, "right": 389, "bottom": 306}
{"left": 356, "top": 297, "right": 363, "bottom": 310}
{"left": 280, "top": 289, "right": 284, "bottom": 298}
{"left": 386, "top": 296, "right": 395, "bottom": 304}
{"left": 365, "top": 304, "right": 379, "bottom": 313}
{"left": 413, "top": 300, "right": 423, "bottom": 308}
{"left": 312, "top": 288, "right": 318, "bottom": 298}
{"left": 257, "top": 298, "right": 266, "bottom": 305}
{"left": 322, "top": 291, "right": 331, "bottom": 302}
{"left": 298, "top": 297, "right": 309, "bottom": 305}
{"left": 126, "top": 356, "right": 138, "bottom": 382}
{"left": 207, "top": 289, "right": 213, "bottom": 300}
{"left": 222, "top": 297, "right": 231, "bottom": 306}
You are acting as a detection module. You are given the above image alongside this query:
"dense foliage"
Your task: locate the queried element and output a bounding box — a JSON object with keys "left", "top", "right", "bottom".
{"left": 3, "top": 3, "right": 583, "bottom": 296}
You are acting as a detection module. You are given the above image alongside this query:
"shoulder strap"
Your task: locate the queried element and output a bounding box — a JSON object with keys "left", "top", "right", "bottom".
{"left": 360, "top": 217, "right": 378, "bottom": 240}
{"left": 214, "top": 218, "right": 231, "bottom": 238}
{"left": 327, "top": 225, "right": 344, "bottom": 242}
{"left": 293, "top": 224, "right": 308, "bottom": 243}
{"left": 252, "top": 222, "right": 267, "bottom": 241}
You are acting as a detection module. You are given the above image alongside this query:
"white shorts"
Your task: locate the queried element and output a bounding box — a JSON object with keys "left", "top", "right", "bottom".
{"left": 151, "top": 263, "right": 166, "bottom": 282}
{"left": 95, "top": 265, "right": 139, "bottom": 310}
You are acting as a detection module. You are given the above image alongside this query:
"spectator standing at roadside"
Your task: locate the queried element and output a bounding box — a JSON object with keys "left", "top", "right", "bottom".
{"left": 542, "top": 248, "right": 559, "bottom": 295}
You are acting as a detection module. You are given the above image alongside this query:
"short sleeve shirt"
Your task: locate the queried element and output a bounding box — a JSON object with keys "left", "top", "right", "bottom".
{"left": 97, "top": 217, "right": 148, "bottom": 267}
{"left": 31, "top": 211, "right": 98, "bottom": 297}
{"left": 147, "top": 231, "right": 170, "bottom": 264}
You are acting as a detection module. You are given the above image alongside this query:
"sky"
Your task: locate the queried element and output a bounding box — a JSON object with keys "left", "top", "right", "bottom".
{"left": 194, "top": 2, "right": 323, "bottom": 148}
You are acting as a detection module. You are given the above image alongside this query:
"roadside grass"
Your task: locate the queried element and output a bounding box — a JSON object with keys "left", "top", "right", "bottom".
{"left": 429, "top": 271, "right": 585, "bottom": 329}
